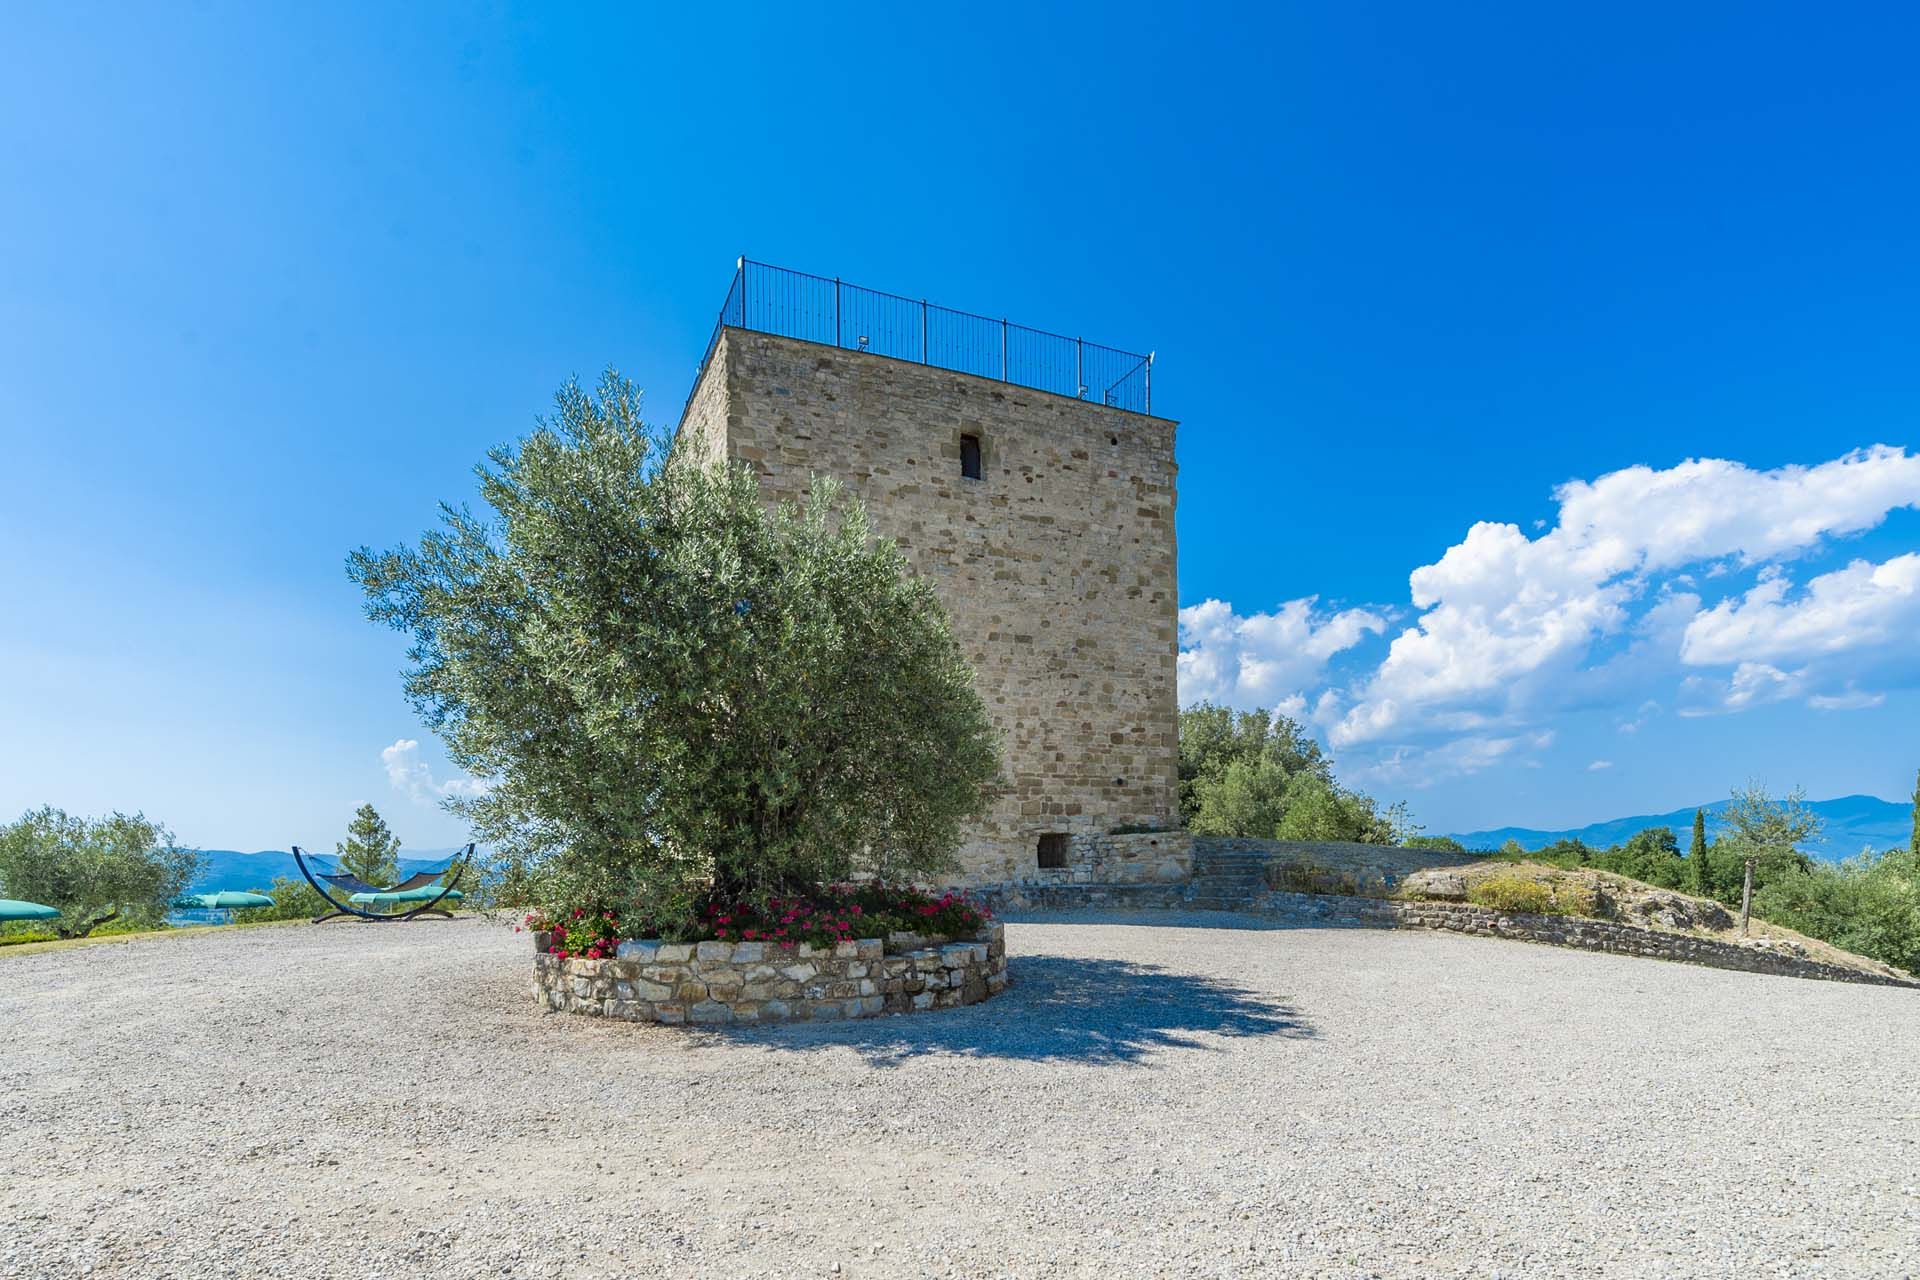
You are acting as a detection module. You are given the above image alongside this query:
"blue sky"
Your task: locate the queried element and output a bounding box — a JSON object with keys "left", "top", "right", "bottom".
{"left": 3, "top": 3, "right": 1918, "bottom": 852}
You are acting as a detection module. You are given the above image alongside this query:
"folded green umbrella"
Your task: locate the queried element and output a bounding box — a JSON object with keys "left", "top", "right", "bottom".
{"left": 173, "top": 891, "right": 276, "bottom": 910}
{"left": 349, "top": 886, "right": 465, "bottom": 905}
{"left": 0, "top": 899, "right": 59, "bottom": 922}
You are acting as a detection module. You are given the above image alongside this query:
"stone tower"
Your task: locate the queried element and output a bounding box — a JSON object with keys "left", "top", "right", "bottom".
{"left": 677, "top": 266, "right": 1179, "bottom": 886}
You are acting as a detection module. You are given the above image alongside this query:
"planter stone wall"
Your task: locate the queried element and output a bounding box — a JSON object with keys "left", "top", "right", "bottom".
{"left": 532, "top": 922, "right": 1008, "bottom": 1024}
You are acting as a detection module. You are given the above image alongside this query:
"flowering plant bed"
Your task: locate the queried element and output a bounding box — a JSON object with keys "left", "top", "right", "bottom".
{"left": 523, "top": 884, "right": 990, "bottom": 962}
{"left": 697, "top": 883, "right": 987, "bottom": 950}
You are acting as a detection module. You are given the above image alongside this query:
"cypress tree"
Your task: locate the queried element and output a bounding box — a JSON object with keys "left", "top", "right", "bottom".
{"left": 1910, "top": 770, "right": 1919, "bottom": 858}
{"left": 1689, "top": 808, "right": 1708, "bottom": 895}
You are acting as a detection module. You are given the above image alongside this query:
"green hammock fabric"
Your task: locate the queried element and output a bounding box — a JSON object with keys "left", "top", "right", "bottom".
{"left": 348, "top": 886, "right": 465, "bottom": 905}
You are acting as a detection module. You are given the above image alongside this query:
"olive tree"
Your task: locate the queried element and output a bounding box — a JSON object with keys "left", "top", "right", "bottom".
{"left": 1178, "top": 702, "right": 1415, "bottom": 844}
{"left": 348, "top": 372, "right": 997, "bottom": 927}
{"left": 0, "top": 808, "right": 202, "bottom": 938}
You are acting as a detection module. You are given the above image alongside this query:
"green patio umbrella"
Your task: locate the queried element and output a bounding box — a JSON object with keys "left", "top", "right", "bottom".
{"left": 0, "top": 899, "right": 60, "bottom": 922}
{"left": 173, "top": 891, "right": 276, "bottom": 911}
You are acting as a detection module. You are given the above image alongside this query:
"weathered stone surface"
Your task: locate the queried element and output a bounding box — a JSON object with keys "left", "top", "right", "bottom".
{"left": 1404, "top": 871, "right": 1469, "bottom": 901}
{"left": 535, "top": 925, "right": 1010, "bottom": 1024}
{"left": 614, "top": 940, "right": 659, "bottom": 963}
{"left": 680, "top": 329, "right": 1180, "bottom": 885}
{"left": 689, "top": 1000, "right": 733, "bottom": 1025}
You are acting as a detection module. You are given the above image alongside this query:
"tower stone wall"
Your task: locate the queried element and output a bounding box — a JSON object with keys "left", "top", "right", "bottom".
{"left": 679, "top": 327, "right": 1180, "bottom": 886}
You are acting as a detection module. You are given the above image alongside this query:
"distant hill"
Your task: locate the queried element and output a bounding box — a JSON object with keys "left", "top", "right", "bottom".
{"left": 187, "top": 847, "right": 475, "bottom": 893}
{"left": 1445, "top": 794, "right": 1911, "bottom": 862}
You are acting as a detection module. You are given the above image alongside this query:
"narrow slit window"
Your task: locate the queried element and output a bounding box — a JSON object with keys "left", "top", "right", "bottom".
{"left": 1037, "top": 833, "right": 1068, "bottom": 869}
{"left": 960, "top": 434, "right": 983, "bottom": 480}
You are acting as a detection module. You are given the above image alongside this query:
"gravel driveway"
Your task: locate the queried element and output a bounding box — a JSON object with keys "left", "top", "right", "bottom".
{"left": 3, "top": 912, "right": 1915, "bottom": 1279}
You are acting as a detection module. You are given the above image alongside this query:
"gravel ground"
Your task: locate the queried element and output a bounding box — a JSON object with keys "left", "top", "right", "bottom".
{"left": 3, "top": 911, "right": 1917, "bottom": 1280}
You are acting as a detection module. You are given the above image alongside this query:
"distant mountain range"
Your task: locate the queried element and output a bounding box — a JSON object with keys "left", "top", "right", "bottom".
{"left": 186, "top": 847, "right": 475, "bottom": 893}
{"left": 1445, "top": 794, "right": 1912, "bottom": 862}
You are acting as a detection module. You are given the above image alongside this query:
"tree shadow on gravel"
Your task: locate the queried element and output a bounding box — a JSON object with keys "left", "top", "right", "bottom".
{"left": 710, "top": 955, "right": 1314, "bottom": 1067}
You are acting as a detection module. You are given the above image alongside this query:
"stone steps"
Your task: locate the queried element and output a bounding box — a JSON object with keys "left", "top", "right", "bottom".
{"left": 1184, "top": 848, "right": 1279, "bottom": 911}
{"left": 1184, "top": 867, "right": 1268, "bottom": 911}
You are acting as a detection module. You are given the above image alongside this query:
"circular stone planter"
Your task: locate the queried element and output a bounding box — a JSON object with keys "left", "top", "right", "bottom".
{"left": 531, "top": 923, "right": 1007, "bottom": 1025}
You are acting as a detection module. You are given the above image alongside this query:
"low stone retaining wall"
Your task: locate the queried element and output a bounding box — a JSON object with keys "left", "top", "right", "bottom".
{"left": 1385, "top": 896, "right": 1920, "bottom": 988}
{"left": 983, "top": 883, "right": 1918, "bottom": 988}
{"left": 974, "top": 882, "right": 1190, "bottom": 913}
{"left": 532, "top": 923, "right": 1008, "bottom": 1024}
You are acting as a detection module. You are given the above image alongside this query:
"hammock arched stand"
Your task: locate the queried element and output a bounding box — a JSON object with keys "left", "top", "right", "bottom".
{"left": 291, "top": 843, "right": 474, "bottom": 924}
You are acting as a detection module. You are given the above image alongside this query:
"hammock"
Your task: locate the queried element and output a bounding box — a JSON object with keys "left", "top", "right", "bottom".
{"left": 291, "top": 844, "right": 474, "bottom": 923}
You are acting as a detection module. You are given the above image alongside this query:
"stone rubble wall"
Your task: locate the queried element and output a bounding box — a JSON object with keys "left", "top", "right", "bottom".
{"left": 973, "top": 876, "right": 1919, "bottom": 989}
{"left": 679, "top": 329, "right": 1182, "bottom": 886}
{"left": 983, "top": 830, "right": 1193, "bottom": 897}
{"left": 532, "top": 923, "right": 1008, "bottom": 1024}
{"left": 1379, "top": 895, "right": 1920, "bottom": 987}
{"left": 1194, "top": 837, "right": 1478, "bottom": 885}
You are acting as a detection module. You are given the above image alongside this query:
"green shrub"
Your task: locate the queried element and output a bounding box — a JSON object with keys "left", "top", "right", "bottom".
{"left": 0, "top": 925, "right": 59, "bottom": 947}
{"left": 228, "top": 876, "right": 334, "bottom": 923}
{"left": 1466, "top": 873, "right": 1602, "bottom": 917}
{"left": 0, "top": 808, "right": 201, "bottom": 938}
{"left": 1467, "top": 875, "right": 1557, "bottom": 915}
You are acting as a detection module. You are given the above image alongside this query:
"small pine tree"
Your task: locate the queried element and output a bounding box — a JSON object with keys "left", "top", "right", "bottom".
{"left": 1689, "top": 808, "right": 1708, "bottom": 895}
{"left": 336, "top": 803, "right": 402, "bottom": 887}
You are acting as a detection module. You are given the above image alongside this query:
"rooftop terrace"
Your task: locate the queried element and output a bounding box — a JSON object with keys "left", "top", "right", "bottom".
{"left": 687, "top": 259, "right": 1155, "bottom": 421}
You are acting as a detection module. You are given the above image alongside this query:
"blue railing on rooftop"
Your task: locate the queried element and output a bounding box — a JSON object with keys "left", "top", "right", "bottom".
{"left": 686, "top": 259, "right": 1154, "bottom": 422}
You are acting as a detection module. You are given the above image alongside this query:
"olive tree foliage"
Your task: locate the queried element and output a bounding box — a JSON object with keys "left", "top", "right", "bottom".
{"left": 347, "top": 372, "right": 998, "bottom": 923}
{"left": 1177, "top": 703, "right": 1416, "bottom": 845}
{"left": 0, "top": 808, "right": 202, "bottom": 938}
{"left": 1712, "top": 780, "right": 1819, "bottom": 901}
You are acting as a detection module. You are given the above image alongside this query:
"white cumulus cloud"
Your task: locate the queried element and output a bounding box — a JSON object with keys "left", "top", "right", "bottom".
{"left": 1331, "top": 446, "right": 1920, "bottom": 750}
{"left": 1182, "top": 445, "right": 1920, "bottom": 786}
{"left": 1681, "top": 553, "right": 1920, "bottom": 667}
{"left": 1177, "top": 597, "right": 1387, "bottom": 709}
{"left": 382, "top": 738, "right": 491, "bottom": 803}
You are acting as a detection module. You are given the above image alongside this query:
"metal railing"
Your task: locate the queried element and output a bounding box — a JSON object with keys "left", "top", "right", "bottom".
{"left": 686, "top": 259, "right": 1154, "bottom": 421}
